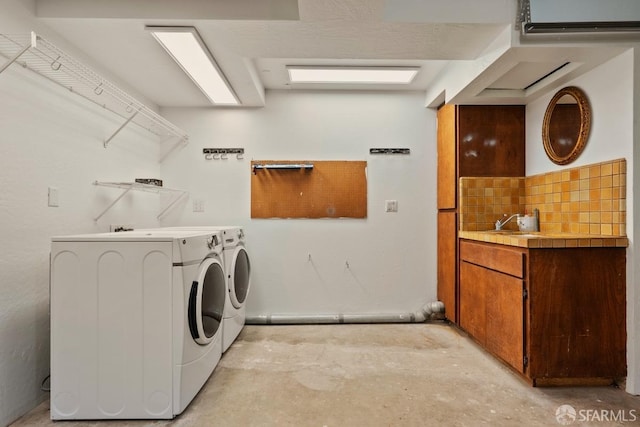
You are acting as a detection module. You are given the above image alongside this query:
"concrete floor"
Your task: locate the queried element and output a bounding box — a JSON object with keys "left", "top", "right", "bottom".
{"left": 11, "top": 323, "right": 640, "bottom": 426}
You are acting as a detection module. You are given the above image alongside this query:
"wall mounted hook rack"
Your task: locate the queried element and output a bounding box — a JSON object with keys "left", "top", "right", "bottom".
{"left": 369, "top": 148, "right": 411, "bottom": 155}
{"left": 203, "top": 148, "right": 245, "bottom": 160}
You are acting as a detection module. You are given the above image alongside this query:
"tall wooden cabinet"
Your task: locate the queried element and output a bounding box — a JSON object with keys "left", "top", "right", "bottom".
{"left": 436, "top": 105, "right": 525, "bottom": 323}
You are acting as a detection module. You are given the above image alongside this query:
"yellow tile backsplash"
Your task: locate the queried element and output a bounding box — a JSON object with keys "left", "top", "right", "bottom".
{"left": 459, "top": 177, "right": 524, "bottom": 231}
{"left": 459, "top": 158, "right": 626, "bottom": 236}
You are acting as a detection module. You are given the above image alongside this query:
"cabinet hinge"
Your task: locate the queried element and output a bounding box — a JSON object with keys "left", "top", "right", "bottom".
{"left": 523, "top": 287, "right": 528, "bottom": 299}
{"left": 524, "top": 355, "right": 529, "bottom": 367}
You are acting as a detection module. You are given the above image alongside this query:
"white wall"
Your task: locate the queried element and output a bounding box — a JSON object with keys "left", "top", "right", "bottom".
{"left": 0, "top": 28, "right": 168, "bottom": 427}
{"left": 631, "top": 47, "right": 640, "bottom": 396}
{"left": 160, "top": 91, "right": 437, "bottom": 316}
{"left": 525, "top": 49, "right": 638, "bottom": 394}
{"left": 526, "top": 51, "right": 634, "bottom": 175}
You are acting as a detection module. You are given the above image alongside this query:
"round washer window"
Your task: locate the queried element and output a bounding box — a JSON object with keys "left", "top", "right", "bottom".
{"left": 233, "top": 248, "right": 250, "bottom": 305}
{"left": 189, "top": 258, "right": 226, "bottom": 345}
{"left": 200, "top": 262, "right": 226, "bottom": 338}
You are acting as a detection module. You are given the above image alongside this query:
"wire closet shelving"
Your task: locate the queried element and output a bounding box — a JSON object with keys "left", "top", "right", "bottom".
{"left": 0, "top": 32, "right": 189, "bottom": 161}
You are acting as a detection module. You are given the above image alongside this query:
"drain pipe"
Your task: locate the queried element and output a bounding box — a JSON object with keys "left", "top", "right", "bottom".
{"left": 245, "top": 301, "right": 445, "bottom": 325}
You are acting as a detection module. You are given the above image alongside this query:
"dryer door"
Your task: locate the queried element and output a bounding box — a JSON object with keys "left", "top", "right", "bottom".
{"left": 228, "top": 246, "right": 251, "bottom": 309}
{"left": 188, "top": 257, "right": 226, "bottom": 345}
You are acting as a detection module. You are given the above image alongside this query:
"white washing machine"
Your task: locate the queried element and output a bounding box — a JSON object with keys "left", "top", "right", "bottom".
{"left": 50, "top": 229, "right": 226, "bottom": 419}
{"left": 141, "top": 226, "right": 251, "bottom": 352}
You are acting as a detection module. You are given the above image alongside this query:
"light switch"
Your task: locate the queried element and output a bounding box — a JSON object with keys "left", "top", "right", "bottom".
{"left": 48, "top": 187, "right": 59, "bottom": 207}
{"left": 385, "top": 200, "right": 398, "bottom": 212}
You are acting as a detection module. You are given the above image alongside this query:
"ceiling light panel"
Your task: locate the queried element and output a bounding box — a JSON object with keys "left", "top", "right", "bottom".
{"left": 287, "top": 67, "right": 419, "bottom": 84}
{"left": 147, "top": 26, "right": 238, "bottom": 105}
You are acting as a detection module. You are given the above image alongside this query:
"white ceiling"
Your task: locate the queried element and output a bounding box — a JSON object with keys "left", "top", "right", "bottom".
{"left": 32, "top": 0, "right": 636, "bottom": 108}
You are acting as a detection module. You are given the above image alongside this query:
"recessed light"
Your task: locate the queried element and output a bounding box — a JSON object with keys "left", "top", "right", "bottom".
{"left": 287, "top": 66, "right": 419, "bottom": 84}
{"left": 146, "top": 26, "right": 239, "bottom": 105}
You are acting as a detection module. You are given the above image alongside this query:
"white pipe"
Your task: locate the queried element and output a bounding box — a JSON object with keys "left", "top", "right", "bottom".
{"left": 245, "top": 301, "right": 445, "bottom": 325}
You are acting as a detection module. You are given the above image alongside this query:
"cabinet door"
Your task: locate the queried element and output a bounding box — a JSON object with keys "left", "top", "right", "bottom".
{"left": 485, "top": 273, "right": 525, "bottom": 373}
{"left": 437, "top": 212, "right": 457, "bottom": 323}
{"left": 437, "top": 104, "right": 456, "bottom": 209}
{"left": 459, "top": 261, "right": 486, "bottom": 344}
{"left": 460, "top": 260, "right": 524, "bottom": 371}
{"left": 458, "top": 105, "right": 525, "bottom": 177}
{"left": 528, "top": 248, "right": 626, "bottom": 381}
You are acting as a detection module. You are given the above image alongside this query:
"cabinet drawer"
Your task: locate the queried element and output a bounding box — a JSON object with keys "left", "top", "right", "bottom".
{"left": 460, "top": 240, "right": 525, "bottom": 278}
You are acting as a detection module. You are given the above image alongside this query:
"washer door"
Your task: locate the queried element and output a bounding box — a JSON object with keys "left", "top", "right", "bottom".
{"left": 228, "top": 246, "right": 251, "bottom": 309}
{"left": 188, "top": 257, "right": 226, "bottom": 345}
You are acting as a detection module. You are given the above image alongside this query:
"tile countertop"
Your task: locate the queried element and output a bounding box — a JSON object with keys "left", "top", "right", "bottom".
{"left": 458, "top": 230, "right": 629, "bottom": 249}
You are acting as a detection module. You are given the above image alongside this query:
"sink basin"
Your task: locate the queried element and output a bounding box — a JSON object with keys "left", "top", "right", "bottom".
{"left": 485, "top": 230, "right": 541, "bottom": 237}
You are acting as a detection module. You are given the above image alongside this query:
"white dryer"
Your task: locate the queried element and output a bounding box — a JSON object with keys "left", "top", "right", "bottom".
{"left": 50, "top": 229, "right": 226, "bottom": 419}
{"left": 218, "top": 227, "right": 251, "bottom": 352}
{"left": 141, "top": 226, "right": 251, "bottom": 352}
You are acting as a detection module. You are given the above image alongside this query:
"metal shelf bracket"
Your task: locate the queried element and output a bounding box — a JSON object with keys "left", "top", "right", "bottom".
{"left": 0, "top": 33, "right": 35, "bottom": 74}
{"left": 104, "top": 109, "right": 140, "bottom": 148}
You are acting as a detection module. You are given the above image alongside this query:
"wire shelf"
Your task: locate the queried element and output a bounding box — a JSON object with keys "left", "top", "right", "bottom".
{"left": 0, "top": 32, "right": 188, "bottom": 159}
{"left": 93, "top": 181, "right": 189, "bottom": 221}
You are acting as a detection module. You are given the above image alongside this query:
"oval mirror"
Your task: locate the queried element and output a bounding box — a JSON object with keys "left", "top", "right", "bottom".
{"left": 542, "top": 86, "right": 591, "bottom": 165}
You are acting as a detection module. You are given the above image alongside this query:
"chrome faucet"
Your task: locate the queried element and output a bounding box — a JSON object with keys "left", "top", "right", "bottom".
{"left": 495, "top": 213, "right": 521, "bottom": 230}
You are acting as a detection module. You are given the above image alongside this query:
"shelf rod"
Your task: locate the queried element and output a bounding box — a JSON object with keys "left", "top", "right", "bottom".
{"left": 103, "top": 109, "right": 140, "bottom": 148}
{"left": 94, "top": 186, "right": 133, "bottom": 221}
{"left": 253, "top": 164, "right": 314, "bottom": 173}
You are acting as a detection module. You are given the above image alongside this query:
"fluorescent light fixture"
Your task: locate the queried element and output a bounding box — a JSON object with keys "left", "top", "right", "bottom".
{"left": 146, "top": 26, "right": 238, "bottom": 105}
{"left": 287, "top": 66, "right": 419, "bottom": 84}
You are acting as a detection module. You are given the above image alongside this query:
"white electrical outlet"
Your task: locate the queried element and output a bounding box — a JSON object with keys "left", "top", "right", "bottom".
{"left": 385, "top": 200, "right": 398, "bottom": 212}
{"left": 193, "top": 199, "right": 205, "bottom": 213}
{"left": 48, "top": 187, "right": 59, "bottom": 207}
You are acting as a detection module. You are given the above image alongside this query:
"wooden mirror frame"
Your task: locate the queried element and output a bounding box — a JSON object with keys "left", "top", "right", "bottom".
{"left": 542, "top": 86, "right": 591, "bottom": 165}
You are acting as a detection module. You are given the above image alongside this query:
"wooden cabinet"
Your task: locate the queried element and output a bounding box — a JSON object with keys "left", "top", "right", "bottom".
{"left": 436, "top": 104, "right": 525, "bottom": 324}
{"left": 485, "top": 270, "right": 524, "bottom": 373}
{"left": 436, "top": 105, "right": 458, "bottom": 322}
{"left": 527, "top": 249, "right": 627, "bottom": 384}
{"left": 459, "top": 262, "right": 488, "bottom": 344}
{"left": 457, "top": 106, "right": 526, "bottom": 177}
{"left": 459, "top": 239, "right": 626, "bottom": 386}
{"left": 437, "top": 104, "right": 457, "bottom": 210}
{"left": 437, "top": 211, "right": 457, "bottom": 321}
{"left": 460, "top": 241, "right": 525, "bottom": 372}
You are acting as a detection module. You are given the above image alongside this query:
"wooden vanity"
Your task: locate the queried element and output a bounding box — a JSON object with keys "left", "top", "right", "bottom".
{"left": 458, "top": 238, "right": 626, "bottom": 386}
{"left": 435, "top": 100, "right": 628, "bottom": 386}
